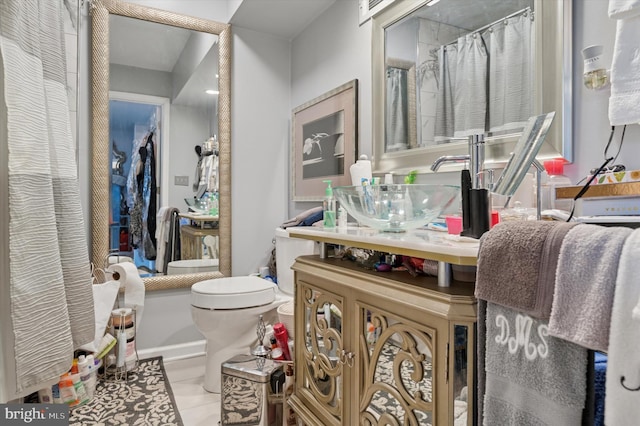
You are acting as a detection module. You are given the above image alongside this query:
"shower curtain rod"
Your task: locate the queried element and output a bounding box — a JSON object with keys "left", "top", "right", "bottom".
{"left": 429, "top": 6, "right": 532, "bottom": 54}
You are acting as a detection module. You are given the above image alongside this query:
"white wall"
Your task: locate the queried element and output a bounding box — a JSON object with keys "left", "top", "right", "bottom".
{"left": 169, "top": 104, "right": 210, "bottom": 210}
{"left": 290, "top": 0, "right": 372, "bottom": 214}
{"left": 231, "top": 27, "right": 292, "bottom": 276}
{"left": 565, "top": 0, "right": 640, "bottom": 184}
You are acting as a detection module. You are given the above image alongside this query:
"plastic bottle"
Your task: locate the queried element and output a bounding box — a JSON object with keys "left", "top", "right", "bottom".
{"left": 71, "top": 372, "right": 90, "bottom": 406}
{"left": 58, "top": 374, "right": 78, "bottom": 406}
{"left": 541, "top": 159, "right": 572, "bottom": 211}
{"left": 273, "top": 323, "right": 291, "bottom": 361}
{"left": 209, "top": 192, "right": 219, "bottom": 216}
{"left": 84, "top": 354, "right": 97, "bottom": 398}
{"left": 322, "top": 180, "right": 336, "bottom": 229}
{"left": 337, "top": 205, "right": 347, "bottom": 229}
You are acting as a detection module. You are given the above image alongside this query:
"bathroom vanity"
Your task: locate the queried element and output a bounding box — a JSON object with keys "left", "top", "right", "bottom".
{"left": 287, "top": 227, "right": 479, "bottom": 426}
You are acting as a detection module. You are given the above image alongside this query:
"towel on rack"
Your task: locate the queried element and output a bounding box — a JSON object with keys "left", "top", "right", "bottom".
{"left": 549, "top": 224, "right": 631, "bottom": 352}
{"left": 453, "top": 34, "right": 487, "bottom": 137}
{"left": 280, "top": 206, "right": 323, "bottom": 229}
{"left": 608, "top": 0, "right": 640, "bottom": 125}
{"left": 475, "top": 221, "right": 577, "bottom": 319}
{"left": 482, "top": 302, "right": 587, "bottom": 426}
{"left": 477, "top": 299, "right": 488, "bottom": 426}
{"left": 155, "top": 207, "right": 180, "bottom": 274}
{"left": 483, "top": 12, "right": 533, "bottom": 132}
{"left": 605, "top": 228, "right": 640, "bottom": 426}
{"left": 609, "top": 0, "right": 640, "bottom": 19}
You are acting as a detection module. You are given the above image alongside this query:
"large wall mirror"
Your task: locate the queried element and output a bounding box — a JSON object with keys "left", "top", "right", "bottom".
{"left": 90, "top": 0, "right": 231, "bottom": 290}
{"left": 372, "top": 0, "right": 572, "bottom": 174}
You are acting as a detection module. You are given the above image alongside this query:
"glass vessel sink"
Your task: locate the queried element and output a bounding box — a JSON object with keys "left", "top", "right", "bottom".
{"left": 333, "top": 184, "right": 459, "bottom": 232}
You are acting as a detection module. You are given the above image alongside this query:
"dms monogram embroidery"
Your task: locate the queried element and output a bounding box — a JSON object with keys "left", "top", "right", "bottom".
{"left": 494, "top": 313, "right": 549, "bottom": 360}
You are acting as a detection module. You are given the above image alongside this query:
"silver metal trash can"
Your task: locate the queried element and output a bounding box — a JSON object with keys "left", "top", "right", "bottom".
{"left": 221, "top": 354, "right": 284, "bottom": 426}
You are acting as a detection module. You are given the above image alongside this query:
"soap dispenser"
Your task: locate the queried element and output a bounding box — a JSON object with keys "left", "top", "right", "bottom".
{"left": 322, "top": 180, "right": 336, "bottom": 229}
{"left": 461, "top": 135, "right": 491, "bottom": 239}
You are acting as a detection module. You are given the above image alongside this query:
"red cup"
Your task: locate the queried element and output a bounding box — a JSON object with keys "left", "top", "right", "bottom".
{"left": 491, "top": 211, "right": 500, "bottom": 228}
{"left": 445, "top": 216, "right": 462, "bottom": 235}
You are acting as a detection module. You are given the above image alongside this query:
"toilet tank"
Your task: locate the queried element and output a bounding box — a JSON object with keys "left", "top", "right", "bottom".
{"left": 275, "top": 227, "right": 317, "bottom": 295}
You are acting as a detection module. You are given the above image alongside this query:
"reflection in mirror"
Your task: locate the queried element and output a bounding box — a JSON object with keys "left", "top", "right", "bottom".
{"left": 91, "top": 0, "right": 231, "bottom": 289}
{"left": 303, "top": 288, "right": 342, "bottom": 413}
{"left": 493, "top": 111, "right": 556, "bottom": 197}
{"left": 453, "top": 325, "right": 468, "bottom": 411}
{"left": 107, "top": 14, "right": 220, "bottom": 274}
{"left": 362, "top": 309, "right": 434, "bottom": 425}
{"left": 372, "top": 0, "right": 572, "bottom": 174}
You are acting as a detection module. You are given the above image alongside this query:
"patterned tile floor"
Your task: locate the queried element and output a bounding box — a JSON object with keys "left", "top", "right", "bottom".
{"left": 164, "top": 356, "right": 221, "bottom": 425}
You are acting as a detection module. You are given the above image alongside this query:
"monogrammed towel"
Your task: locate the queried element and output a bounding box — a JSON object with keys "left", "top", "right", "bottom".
{"left": 482, "top": 303, "right": 587, "bottom": 425}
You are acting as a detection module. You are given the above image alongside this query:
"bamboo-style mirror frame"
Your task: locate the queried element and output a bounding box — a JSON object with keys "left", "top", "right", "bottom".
{"left": 90, "top": 0, "right": 231, "bottom": 290}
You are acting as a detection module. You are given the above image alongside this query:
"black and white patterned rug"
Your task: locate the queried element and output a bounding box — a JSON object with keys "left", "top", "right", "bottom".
{"left": 69, "top": 356, "right": 183, "bottom": 426}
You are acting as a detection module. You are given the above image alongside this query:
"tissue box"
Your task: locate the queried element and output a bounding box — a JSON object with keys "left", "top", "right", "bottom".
{"left": 593, "top": 169, "right": 640, "bottom": 185}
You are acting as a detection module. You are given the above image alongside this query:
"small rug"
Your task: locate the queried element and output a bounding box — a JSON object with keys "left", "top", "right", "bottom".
{"left": 69, "top": 356, "right": 183, "bottom": 426}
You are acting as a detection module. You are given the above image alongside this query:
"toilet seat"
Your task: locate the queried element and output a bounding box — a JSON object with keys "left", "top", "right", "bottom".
{"left": 191, "top": 276, "right": 277, "bottom": 310}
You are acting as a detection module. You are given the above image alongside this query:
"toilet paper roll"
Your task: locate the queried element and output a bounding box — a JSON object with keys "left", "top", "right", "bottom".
{"left": 107, "top": 262, "right": 145, "bottom": 332}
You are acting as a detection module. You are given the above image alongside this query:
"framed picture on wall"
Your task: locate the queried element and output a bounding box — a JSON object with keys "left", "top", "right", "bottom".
{"left": 292, "top": 79, "right": 358, "bottom": 201}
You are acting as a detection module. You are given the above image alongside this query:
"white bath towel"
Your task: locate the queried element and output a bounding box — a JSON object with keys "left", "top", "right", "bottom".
{"left": 549, "top": 224, "right": 631, "bottom": 352}
{"left": 155, "top": 206, "right": 180, "bottom": 274}
{"left": 435, "top": 44, "right": 457, "bottom": 142}
{"left": 605, "top": 228, "right": 640, "bottom": 425}
{"left": 483, "top": 12, "right": 533, "bottom": 133}
{"left": 608, "top": 9, "right": 640, "bottom": 125}
{"left": 453, "top": 33, "right": 487, "bottom": 138}
{"left": 609, "top": 0, "right": 640, "bottom": 18}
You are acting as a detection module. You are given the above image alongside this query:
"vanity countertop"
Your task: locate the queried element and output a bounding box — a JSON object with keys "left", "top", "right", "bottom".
{"left": 287, "top": 225, "right": 479, "bottom": 266}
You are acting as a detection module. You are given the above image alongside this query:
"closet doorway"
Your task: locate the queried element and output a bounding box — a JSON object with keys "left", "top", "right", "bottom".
{"left": 109, "top": 91, "right": 169, "bottom": 273}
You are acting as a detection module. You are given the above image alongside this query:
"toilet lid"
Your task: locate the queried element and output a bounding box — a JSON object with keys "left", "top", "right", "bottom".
{"left": 191, "top": 276, "right": 276, "bottom": 309}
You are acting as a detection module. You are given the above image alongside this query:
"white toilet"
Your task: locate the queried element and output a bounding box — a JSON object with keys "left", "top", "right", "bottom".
{"left": 167, "top": 258, "right": 219, "bottom": 275}
{"left": 190, "top": 227, "right": 317, "bottom": 393}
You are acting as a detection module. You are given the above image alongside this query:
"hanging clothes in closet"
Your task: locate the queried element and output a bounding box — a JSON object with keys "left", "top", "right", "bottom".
{"left": 127, "top": 130, "right": 157, "bottom": 260}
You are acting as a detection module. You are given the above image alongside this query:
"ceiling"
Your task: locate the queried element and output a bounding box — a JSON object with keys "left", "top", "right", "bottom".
{"left": 109, "top": 14, "right": 219, "bottom": 110}
{"left": 230, "top": 0, "right": 338, "bottom": 40}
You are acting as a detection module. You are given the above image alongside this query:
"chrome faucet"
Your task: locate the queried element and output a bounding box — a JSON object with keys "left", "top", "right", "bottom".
{"left": 431, "top": 134, "right": 490, "bottom": 240}
{"left": 431, "top": 135, "right": 485, "bottom": 189}
{"left": 430, "top": 154, "right": 470, "bottom": 172}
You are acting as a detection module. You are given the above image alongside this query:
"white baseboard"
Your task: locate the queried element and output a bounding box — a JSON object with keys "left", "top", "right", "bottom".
{"left": 137, "top": 339, "right": 206, "bottom": 362}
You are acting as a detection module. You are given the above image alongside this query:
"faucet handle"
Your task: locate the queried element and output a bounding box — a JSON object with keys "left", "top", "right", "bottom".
{"left": 486, "top": 169, "right": 495, "bottom": 191}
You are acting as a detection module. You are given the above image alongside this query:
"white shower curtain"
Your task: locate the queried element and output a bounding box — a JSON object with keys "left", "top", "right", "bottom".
{"left": 0, "top": 0, "right": 94, "bottom": 400}
{"left": 454, "top": 33, "right": 488, "bottom": 138}
{"left": 483, "top": 12, "right": 533, "bottom": 133}
{"left": 386, "top": 67, "right": 408, "bottom": 152}
{"left": 434, "top": 44, "right": 457, "bottom": 143}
